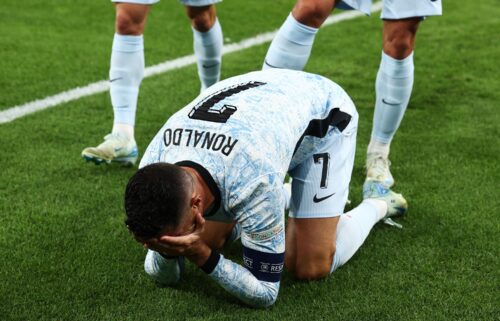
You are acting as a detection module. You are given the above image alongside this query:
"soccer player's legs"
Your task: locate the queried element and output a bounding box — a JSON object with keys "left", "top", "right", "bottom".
{"left": 286, "top": 127, "right": 356, "bottom": 279}
{"left": 183, "top": 2, "right": 222, "bottom": 91}
{"left": 263, "top": 0, "right": 337, "bottom": 70}
{"left": 367, "top": 0, "right": 442, "bottom": 185}
{"left": 82, "top": 1, "right": 153, "bottom": 165}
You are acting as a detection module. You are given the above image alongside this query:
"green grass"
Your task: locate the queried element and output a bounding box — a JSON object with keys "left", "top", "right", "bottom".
{"left": 0, "top": 1, "right": 499, "bottom": 320}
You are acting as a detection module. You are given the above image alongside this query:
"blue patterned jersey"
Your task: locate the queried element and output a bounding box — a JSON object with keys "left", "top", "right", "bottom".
{"left": 139, "top": 69, "right": 356, "bottom": 307}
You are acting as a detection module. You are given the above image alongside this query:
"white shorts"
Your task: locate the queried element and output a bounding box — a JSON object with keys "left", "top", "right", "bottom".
{"left": 111, "top": 0, "right": 221, "bottom": 6}
{"left": 288, "top": 105, "right": 358, "bottom": 219}
{"left": 337, "top": 0, "right": 442, "bottom": 19}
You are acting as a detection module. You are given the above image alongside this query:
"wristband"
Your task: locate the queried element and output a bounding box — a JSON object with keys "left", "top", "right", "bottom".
{"left": 200, "top": 250, "right": 221, "bottom": 274}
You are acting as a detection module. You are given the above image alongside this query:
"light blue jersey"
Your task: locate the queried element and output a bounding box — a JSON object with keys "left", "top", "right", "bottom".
{"left": 140, "top": 69, "right": 357, "bottom": 307}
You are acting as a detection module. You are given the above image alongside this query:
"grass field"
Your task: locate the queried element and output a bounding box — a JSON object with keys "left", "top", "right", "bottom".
{"left": 1, "top": 1, "right": 499, "bottom": 320}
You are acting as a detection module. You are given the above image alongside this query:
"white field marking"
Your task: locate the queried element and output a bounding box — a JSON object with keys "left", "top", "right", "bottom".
{"left": 0, "top": 2, "right": 382, "bottom": 124}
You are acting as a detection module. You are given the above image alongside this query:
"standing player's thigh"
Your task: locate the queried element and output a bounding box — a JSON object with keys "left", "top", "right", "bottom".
{"left": 286, "top": 129, "right": 357, "bottom": 278}
{"left": 381, "top": 0, "right": 442, "bottom": 19}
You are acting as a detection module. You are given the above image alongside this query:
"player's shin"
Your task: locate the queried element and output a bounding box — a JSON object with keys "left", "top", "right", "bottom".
{"left": 109, "top": 33, "right": 145, "bottom": 136}
{"left": 262, "top": 13, "right": 317, "bottom": 70}
{"left": 370, "top": 51, "right": 414, "bottom": 146}
{"left": 193, "top": 18, "right": 222, "bottom": 91}
{"left": 330, "top": 200, "right": 383, "bottom": 272}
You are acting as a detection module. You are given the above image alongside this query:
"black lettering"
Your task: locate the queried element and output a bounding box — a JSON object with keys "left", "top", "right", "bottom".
{"left": 222, "top": 137, "right": 238, "bottom": 156}
{"left": 173, "top": 128, "right": 183, "bottom": 146}
{"left": 163, "top": 129, "right": 172, "bottom": 146}
{"left": 185, "top": 129, "right": 193, "bottom": 146}
{"left": 201, "top": 132, "right": 217, "bottom": 149}
{"left": 193, "top": 130, "right": 204, "bottom": 147}
{"left": 211, "top": 134, "right": 226, "bottom": 151}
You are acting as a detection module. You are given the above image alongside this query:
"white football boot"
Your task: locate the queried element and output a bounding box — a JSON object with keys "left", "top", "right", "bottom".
{"left": 363, "top": 179, "right": 408, "bottom": 228}
{"left": 82, "top": 133, "right": 138, "bottom": 165}
{"left": 144, "top": 250, "right": 184, "bottom": 287}
{"left": 366, "top": 153, "right": 395, "bottom": 188}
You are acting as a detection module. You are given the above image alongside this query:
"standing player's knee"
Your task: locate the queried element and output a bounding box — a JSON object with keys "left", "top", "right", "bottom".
{"left": 293, "top": 0, "right": 335, "bottom": 28}
{"left": 383, "top": 20, "right": 420, "bottom": 59}
{"left": 384, "top": 34, "right": 413, "bottom": 59}
{"left": 186, "top": 6, "right": 216, "bottom": 32}
{"left": 115, "top": 11, "right": 146, "bottom": 35}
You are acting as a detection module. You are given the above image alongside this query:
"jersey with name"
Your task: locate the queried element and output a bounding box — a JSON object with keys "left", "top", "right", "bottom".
{"left": 140, "top": 68, "right": 356, "bottom": 307}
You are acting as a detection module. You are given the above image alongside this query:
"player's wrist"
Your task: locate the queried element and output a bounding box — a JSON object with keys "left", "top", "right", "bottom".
{"left": 199, "top": 248, "right": 220, "bottom": 274}
{"left": 187, "top": 241, "right": 213, "bottom": 268}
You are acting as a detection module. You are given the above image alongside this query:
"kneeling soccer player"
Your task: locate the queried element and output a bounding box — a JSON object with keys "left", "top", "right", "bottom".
{"left": 124, "top": 69, "right": 407, "bottom": 308}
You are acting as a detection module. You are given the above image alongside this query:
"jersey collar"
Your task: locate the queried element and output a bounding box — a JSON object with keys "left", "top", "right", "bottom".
{"left": 175, "top": 160, "right": 221, "bottom": 217}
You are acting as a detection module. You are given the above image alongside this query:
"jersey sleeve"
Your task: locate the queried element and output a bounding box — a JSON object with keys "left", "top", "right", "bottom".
{"left": 202, "top": 173, "right": 286, "bottom": 308}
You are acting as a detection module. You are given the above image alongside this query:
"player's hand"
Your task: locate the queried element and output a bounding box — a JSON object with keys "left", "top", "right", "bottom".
{"left": 144, "top": 213, "right": 211, "bottom": 266}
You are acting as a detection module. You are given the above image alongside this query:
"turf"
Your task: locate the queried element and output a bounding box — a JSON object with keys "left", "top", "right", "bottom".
{"left": 0, "top": 1, "right": 498, "bottom": 320}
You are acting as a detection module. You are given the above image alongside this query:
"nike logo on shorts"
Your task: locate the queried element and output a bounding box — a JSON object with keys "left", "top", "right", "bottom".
{"left": 109, "top": 77, "right": 122, "bottom": 83}
{"left": 313, "top": 193, "right": 335, "bottom": 203}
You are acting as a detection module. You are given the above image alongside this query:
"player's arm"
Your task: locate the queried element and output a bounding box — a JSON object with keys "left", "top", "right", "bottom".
{"left": 153, "top": 176, "right": 286, "bottom": 308}
{"left": 200, "top": 175, "right": 286, "bottom": 307}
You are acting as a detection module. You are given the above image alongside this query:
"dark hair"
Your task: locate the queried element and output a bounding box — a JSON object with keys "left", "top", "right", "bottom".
{"left": 124, "top": 163, "right": 192, "bottom": 239}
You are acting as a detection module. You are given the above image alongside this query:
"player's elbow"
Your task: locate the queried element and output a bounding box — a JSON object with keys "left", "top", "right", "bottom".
{"left": 247, "top": 290, "right": 278, "bottom": 308}
{"left": 243, "top": 283, "right": 279, "bottom": 309}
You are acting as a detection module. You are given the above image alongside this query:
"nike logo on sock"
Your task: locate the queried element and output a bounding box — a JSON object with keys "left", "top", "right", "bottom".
{"left": 313, "top": 193, "right": 335, "bottom": 203}
{"left": 264, "top": 60, "right": 283, "bottom": 69}
{"left": 202, "top": 63, "right": 219, "bottom": 69}
{"left": 109, "top": 77, "right": 122, "bottom": 83}
{"left": 114, "top": 105, "right": 128, "bottom": 109}
{"left": 382, "top": 98, "right": 400, "bottom": 106}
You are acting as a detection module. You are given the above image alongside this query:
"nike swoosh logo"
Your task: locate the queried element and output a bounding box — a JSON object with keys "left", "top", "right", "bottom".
{"left": 109, "top": 77, "right": 122, "bottom": 83}
{"left": 114, "top": 147, "right": 122, "bottom": 152}
{"left": 313, "top": 193, "right": 336, "bottom": 203}
{"left": 382, "top": 98, "right": 400, "bottom": 106}
{"left": 202, "top": 63, "right": 219, "bottom": 69}
{"left": 264, "top": 60, "right": 283, "bottom": 69}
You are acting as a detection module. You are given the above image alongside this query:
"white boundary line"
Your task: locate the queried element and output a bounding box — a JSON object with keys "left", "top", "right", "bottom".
{"left": 0, "top": 2, "right": 382, "bottom": 124}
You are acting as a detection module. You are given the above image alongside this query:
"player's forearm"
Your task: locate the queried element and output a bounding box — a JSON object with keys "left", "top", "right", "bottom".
{"left": 199, "top": 251, "right": 280, "bottom": 308}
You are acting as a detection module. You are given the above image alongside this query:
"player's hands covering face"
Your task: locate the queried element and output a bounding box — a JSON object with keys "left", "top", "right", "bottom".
{"left": 143, "top": 213, "right": 212, "bottom": 266}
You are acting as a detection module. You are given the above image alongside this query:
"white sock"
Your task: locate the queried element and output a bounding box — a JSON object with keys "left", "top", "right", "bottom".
{"left": 109, "top": 33, "right": 144, "bottom": 130}
{"left": 371, "top": 51, "right": 414, "bottom": 144}
{"left": 367, "top": 139, "right": 390, "bottom": 158}
{"left": 330, "top": 200, "right": 386, "bottom": 272}
{"left": 193, "top": 19, "right": 223, "bottom": 91}
{"left": 262, "top": 13, "right": 318, "bottom": 70}
{"left": 112, "top": 123, "right": 134, "bottom": 140}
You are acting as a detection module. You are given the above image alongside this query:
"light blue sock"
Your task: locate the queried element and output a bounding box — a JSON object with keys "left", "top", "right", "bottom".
{"left": 262, "top": 13, "right": 318, "bottom": 70}
{"left": 193, "top": 19, "right": 223, "bottom": 91}
{"left": 371, "top": 51, "right": 414, "bottom": 144}
{"left": 331, "top": 200, "right": 381, "bottom": 272}
{"left": 109, "top": 33, "right": 144, "bottom": 127}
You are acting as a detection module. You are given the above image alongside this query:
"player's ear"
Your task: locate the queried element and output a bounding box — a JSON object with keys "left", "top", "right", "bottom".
{"left": 190, "top": 194, "right": 202, "bottom": 212}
